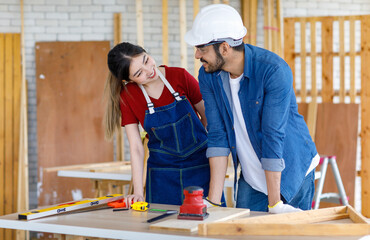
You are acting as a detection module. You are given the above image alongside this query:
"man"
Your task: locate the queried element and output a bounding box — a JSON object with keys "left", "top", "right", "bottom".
{"left": 185, "top": 4, "right": 319, "bottom": 213}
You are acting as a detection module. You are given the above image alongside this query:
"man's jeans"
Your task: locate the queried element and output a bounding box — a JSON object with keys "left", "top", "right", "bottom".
{"left": 236, "top": 170, "right": 315, "bottom": 212}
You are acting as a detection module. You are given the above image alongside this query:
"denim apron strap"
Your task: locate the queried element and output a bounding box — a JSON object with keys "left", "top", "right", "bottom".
{"left": 138, "top": 69, "right": 182, "bottom": 114}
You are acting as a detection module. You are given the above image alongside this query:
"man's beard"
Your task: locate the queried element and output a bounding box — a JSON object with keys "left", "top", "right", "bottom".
{"left": 201, "top": 53, "right": 225, "bottom": 73}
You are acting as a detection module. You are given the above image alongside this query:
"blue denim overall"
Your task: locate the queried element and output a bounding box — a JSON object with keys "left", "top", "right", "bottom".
{"left": 139, "top": 70, "right": 210, "bottom": 205}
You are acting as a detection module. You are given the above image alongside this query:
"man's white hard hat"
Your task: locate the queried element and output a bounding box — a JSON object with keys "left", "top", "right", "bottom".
{"left": 185, "top": 4, "right": 247, "bottom": 47}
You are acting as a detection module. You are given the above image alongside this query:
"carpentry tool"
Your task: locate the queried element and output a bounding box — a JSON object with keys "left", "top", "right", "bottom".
{"left": 131, "top": 201, "right": 150, "bottom": 211}
{"left": 147, "top": 210, "right": 178, "bottom": 223}
{"left": 177, "top": 186, "right": 209, "bottom": 220}
{"left": 18, "top": 194, "right": 124, "bottom": 220}
{"left": 149, "top": 208, "right": 170, "bottom": 213}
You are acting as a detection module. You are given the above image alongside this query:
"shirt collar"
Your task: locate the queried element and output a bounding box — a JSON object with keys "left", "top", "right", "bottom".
{"left": 243, "top": 44, "right": 252, "bottom": 79}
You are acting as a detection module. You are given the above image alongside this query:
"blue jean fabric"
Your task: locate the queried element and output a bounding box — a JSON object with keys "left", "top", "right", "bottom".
{"left": 236, "top": 170, "right": 315, "bottom": 212}
{"left": 198, "top": 44, "right": 318, "bottom": 202}
{"left": 144, "top": 96, "right": 212, "bottom": 205}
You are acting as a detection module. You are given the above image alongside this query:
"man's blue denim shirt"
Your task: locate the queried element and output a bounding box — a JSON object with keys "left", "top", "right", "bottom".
{"left": 198, "top": 44, "right": 318, "bottom": 202}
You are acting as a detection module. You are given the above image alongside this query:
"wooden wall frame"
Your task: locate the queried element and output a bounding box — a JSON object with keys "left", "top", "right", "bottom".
{"left": 284, "top": 15, "right": 370, "bottom": 217}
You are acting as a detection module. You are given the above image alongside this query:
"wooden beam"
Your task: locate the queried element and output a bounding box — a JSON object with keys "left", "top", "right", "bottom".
{"left": 198, "top": 206, "right": 370, "bottom": 236}
{"left": 310, "top": 20, "right": 317, "bottom": 103}
{"left": 361, "top": 15, "right": 370, "bottom": 218}
{"left": 162, "top": 0, "right": 169, "bottom": 65}
{"left": 113, "top": 13, "right": 122, "bottom": 45}
{"left": 349, "top": 16, "right": 356, "bottom": 103}
{"left": 136, "top": 0, "right": 143, "bottom": 47}
{"left": 300, "top": 20, "right": 306, "bottom": 102}
{"left": 321, "top": 18, "right": 334, "bottom": 103}
{"left": 0, "top": 33, "right": 5, "bottom": 240}
{"left": 283, "top": 18, "right": 295, "bottom": 91}
{"left": 339, "top": 17, "right": 345, "bottom": 103}
{"left": 193, "top": 0, "right": 200, "bottom": 79}
{"left": 179, "top": 0, "right": 187, "bottom": 69}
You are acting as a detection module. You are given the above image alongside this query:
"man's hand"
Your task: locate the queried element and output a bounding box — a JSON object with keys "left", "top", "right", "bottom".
{"left": 268, "top": 201, "right": 302, "bottom": 214}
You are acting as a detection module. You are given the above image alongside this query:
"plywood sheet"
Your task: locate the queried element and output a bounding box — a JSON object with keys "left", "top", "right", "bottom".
{"left": 298, "top": 103, "right": 359, "bottom": 207}
{"left": 36, "top": 41, "right": 113, "bottom": 206}
{"left": 150, "top": 207, "right": 250, "bottom": 232}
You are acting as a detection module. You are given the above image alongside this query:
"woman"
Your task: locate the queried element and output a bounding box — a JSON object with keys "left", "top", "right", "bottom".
{"left": 104, "top": 42, "right": 216, "bottom": 206}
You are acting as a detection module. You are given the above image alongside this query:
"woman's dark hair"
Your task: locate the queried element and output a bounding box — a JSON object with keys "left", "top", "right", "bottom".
{"left": 104, "top": 42, "right": 146, "bottom": 140}
{"left": 107, "top": 42, "right": 146, "bottom": 82}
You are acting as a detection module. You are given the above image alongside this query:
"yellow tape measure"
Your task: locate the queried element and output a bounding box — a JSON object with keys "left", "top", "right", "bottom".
{"left": 18, "top": 194, "right": 123, "bottom": 220}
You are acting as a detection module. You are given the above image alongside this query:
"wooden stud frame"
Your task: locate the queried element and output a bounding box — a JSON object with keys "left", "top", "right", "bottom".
{"left": 284, "top": 15, "right": 370, "bottom": 217}
{"left": 198, "top": 206, "right": 370, "bottom": 236}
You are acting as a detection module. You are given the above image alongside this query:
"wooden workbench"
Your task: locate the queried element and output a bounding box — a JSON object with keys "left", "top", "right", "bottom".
{"left": 0, "top": 204, "right": 367, "bottom": 240}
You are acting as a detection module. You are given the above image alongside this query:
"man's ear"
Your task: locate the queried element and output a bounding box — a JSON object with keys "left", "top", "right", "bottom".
{"left": 219, "top": 42, "right": 231, "bottom": 56}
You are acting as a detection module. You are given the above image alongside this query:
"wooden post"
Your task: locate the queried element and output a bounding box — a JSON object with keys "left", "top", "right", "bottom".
{"left": 283, "top": 18, "right": 295, "bottom": 91}
{"left": 321, "top": 18, "right": 334, "bottom": 103}
{"left": 276, "top": 0, "right": 283, "bottom": 56}
{"left": 360, "top": 15, "right": 370, "bottom": 218}
{"left": 179, "top": 0, "right": 187, "bottom": 69}
{"left": 310, "top": 19, "right": 317, "bottom": 103}
{"left": 263, "top": 0, "right": 273, "bottom": 51}
{"left": 113, "top": 13, "right": 122, "bottom": 45}
{"left": 162, "top": 0, "right": 169, "bottom": 65}
{"left": 0, "top": 32, "right": 4, "bottom": 240}
{"left": 339, "top": 17, "right": 345, "bottom": 103}
{"left": 193, "top": 0, "right": 200, "bottom": 79}
{"left": 349, "top": 16, "right": 356, "bottom": 103}
{"left": 113, "top": 13, "right": 125, "bottom": 162}
{"left": 300, "top": 20, "right": 306, "bottom": 102}
{"left": 250, "top": 0, "right": 258, "bottom": 46}
{"left": 241, "top": 0, "right": 249, "bottom": 44}
{"left": 136, "top": 0, "right": 144, "bottom": 47}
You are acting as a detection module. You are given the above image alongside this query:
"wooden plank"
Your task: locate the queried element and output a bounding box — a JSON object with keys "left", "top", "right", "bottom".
{"left": 113, "top": 13, "right": 125, "bottom": 162}
{"left": 44, "top": 161, "right": 130, "bottom": 172}
{"left": 263, "top": 0, "right": 273, "bottom": 51}
{"left": 193, "top": 0, "right": 200, "bottom": 78}
{"left": 276, "top": 0, "right": 283, "bottom": 56}
{"left": 241, "top": 0, "right": 249, "bottom": 43}
{"left": 339, "top": 17, "right": 345, "bottom": 103}
{"left": 348, "top": 205, "right": 369, "bottom": 224}
{"left": 310, "top": 20, "right": 317, "bottom": 103}
{"left": 113, "top": 13, "right": 122, "bottom": 45}
{"left": 250, "top": 0, "right": 258, "bottom": 46}
{"left": 226, "top": 206, "right": 348, "bottom": 224}
{"left": 306, "top": 101, "right": 318, "bottom": 141}
{"left": 0, "top": 33, "right": 5, "bottom": 240}
{"left": 12, "top": 33, "right": 21, "bottom": 217}
{"left": 199, "top": 222, "right": 370, "bottom": 236}
{"left": 179, "top": 0, "right": 187, "bottom": 69}
{"left": 162, "top": 0, "right": 169, "bottom": 65}
{"left": 322, "top": 18, "right": 334, "bottom": 102}
{"left": 300, "top": 20, "right": 306, "bottom": 102}
{"left": 198, "top": 206, "right": 370, "bottom": 236}
{"left": 136, "top": 0, "right": 143, "bottom": 47}
{"left": 150, "top": 207, "right": 250, "bottom": 232}
{"left": 36, "top": 41, "right": 113, "bottom": 205}
{"left": 315, "top": 103, "right": 359, "bottom": 207}
{"left": 285, "top": 15, "right": 363, "bottom": 22}
{"left": 361, "top": 15, "right": 370, "bottom": 217}
{"left": 283, "top": 18, "right": 295, "bottom": 90}
{"left": 4, "top": 33, "right": 14, "bottom": 240}
{"left": 349, "top": 16, "right": 356, "bottom": 103}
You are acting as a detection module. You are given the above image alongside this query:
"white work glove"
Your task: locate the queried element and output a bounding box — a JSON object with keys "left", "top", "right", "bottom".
{"left": 268, "top": 201, "right": 302, "bottom": 214}
{"left": 203, "top": 199, "right": 214, "bottom": 208}
{"left": 203, "top": 197, "right": 221, "bottom": 208}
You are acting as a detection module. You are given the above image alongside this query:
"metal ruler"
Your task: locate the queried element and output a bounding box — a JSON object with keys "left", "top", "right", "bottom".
{"left": 18, "top": 194, "right": 124, "bottom": 220}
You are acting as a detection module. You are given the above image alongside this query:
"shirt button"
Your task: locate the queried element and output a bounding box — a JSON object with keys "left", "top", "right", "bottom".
{"left": 232, "top": 146, "right": 235, "bottom": 149}
{"left": 256, "top": 101, "right": 259, "bottom": 104}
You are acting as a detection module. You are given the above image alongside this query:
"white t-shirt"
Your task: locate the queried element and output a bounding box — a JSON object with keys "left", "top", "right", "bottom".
{"left": 229, "top": 73, "right": 319, "bottom": 195}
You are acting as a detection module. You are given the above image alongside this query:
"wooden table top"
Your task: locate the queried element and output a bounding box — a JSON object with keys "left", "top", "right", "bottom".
{"left": 0, "top": 204, "right": 366, "bottom": 240}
